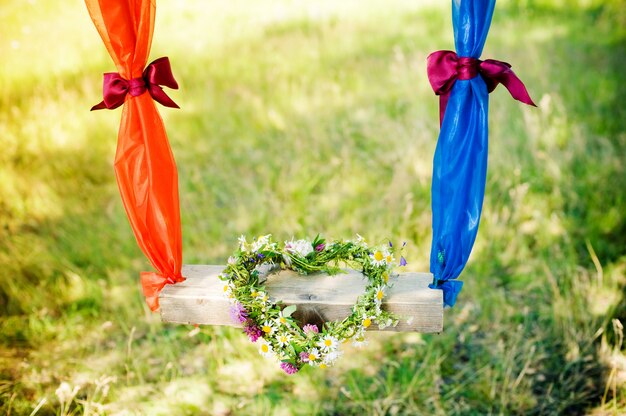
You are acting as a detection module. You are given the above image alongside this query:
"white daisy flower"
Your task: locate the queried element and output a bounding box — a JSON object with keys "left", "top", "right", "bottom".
{"left": 371, "top": 250, "right": 386, "bottom": 266}
{"left": 306, "top": 348, "right": 321, "bottom": 366}
{"left": 227, "top": 256, "right": 237, "bottom": 265}
{"left": 261, "top": 320, "right": 275, "bottom": 336}
{"left": 374, "top": 285, "right": 386, "bottom": 304}
{"left": 222, "top": 283, "right": 231, "bottom": 296}
{"left": 258, "top": 338, "right": 273, "bottom": 358}
{"left": 361, "top": 315, "right": 374, "bottom": 329}
{"left": 254, "top": 291, "right": 270, "bottom": 304}
{"left": 384, "top": 250, "right": 394, "bottom": 265}
{"left": 275, "top": 311, "right": 289, "bottom": 327}
{"left": 318, "top": 335, "right": 338, "bottom": 352}
{"left": 370, "top": 247, "right": 393, "bottom": 267}
{"left": 222, "top": 282, "right": 236, "bottom": 303}
{"left": 352, "top": 334, "right": 368, "bottom": 348}
{"left": 323, "top": 349, "right": 343, "bottom": 365}
{"left": 276, "top": 332, "right": 291, "bottom": 347}
{"left": 285, "top": 238, "right": 314, "bottom": 257}
{"left": 251, "top": 234, "right": 271, "bottom": 252}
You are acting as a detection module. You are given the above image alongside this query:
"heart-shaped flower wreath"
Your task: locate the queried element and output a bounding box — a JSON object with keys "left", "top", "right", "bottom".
{"left": 219, "top": 234, "right": 407, "bottom": 374}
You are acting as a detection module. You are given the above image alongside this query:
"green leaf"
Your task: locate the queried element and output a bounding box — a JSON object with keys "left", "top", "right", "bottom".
{"left": 282, "top": 304, "right": 297, "bottom": 317}
{"left": 288, "top": 344, "right": 296, "bottom": 356}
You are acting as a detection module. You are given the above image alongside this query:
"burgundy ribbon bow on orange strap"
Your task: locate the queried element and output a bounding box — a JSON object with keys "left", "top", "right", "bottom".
{"left": 426, "top": 50, "right": 536, "bottom": 125}
{"left": 91, "top": 57, "right": 179, "bottom": 111}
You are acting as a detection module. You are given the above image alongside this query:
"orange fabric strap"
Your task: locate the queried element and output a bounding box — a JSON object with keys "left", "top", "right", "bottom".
{"left": 85, "top": 0, "right": 184, "bottom": 310}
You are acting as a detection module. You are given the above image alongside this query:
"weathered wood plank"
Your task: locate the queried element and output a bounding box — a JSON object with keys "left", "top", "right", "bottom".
{"left": 160, "top": 265, "right": 443, "bottom": 332}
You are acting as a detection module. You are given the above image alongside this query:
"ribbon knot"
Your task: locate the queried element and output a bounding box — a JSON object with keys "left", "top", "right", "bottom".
{"left": 140, "top": 271, "right": 185, "bottom": 311}
{"left": 426, "top": 50, "right": 535, "bottom": 125}
{"left": 457, "top": 57, "right": 480, "bottom": 80}
{"left": 91, "top": 57, "right": 179, "bottom": 111}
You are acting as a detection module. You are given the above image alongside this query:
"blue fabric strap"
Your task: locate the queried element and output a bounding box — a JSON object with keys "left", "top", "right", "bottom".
{"left": 429, "top": 0, "right": 496, "bottom": 307}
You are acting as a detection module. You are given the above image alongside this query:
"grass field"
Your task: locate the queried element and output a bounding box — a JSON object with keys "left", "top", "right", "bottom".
{"left": 1, "top": 0, "right": 625, "bottom": 414}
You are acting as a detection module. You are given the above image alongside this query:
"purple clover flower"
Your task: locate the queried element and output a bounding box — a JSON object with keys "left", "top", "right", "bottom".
{"left": 303, "top": 324, "right": 318, "bottom": 335}
{"left": 299, "top": 351, "right": 310, "bottom": 362}
{"left": 229, "top": 302, "right": 248, "bottom": 324}
{"left": 244, "top": 322, "right": 263, "bottom": 342}
{"left": 280, "top": 362, "right": 299, "bottom": 374}
{"left": 315, "top": 243, "right": 325, "bottom": 252}
{"left": 400, "top": 256, "right": 408, "bottom": 266}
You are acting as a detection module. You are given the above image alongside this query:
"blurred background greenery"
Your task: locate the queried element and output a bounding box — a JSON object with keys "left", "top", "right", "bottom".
{"left": 1, "top": 0, "right": 625, "bottom": 414}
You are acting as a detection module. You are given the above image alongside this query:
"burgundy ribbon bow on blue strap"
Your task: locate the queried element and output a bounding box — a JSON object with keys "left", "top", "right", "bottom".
{"left": 426, "top": 50, "right": 535, "bottom": 125}
{"left": 91, "top": 57, "right": 179, "bottom": 111}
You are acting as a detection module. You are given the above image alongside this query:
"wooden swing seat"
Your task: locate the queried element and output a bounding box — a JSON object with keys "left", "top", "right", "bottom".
{"left": 159, "top": 265, "right": 443, "bottom": 332}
